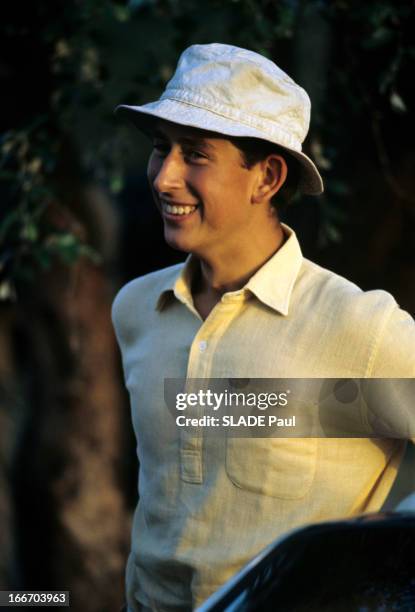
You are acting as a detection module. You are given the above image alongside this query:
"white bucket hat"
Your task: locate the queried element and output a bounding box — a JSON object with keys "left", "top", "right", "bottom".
{"left": 116, "top": 43, "right": 324, "bottom": 195}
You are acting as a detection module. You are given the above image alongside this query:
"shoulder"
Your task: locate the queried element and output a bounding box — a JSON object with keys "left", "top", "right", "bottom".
{"left": 297, "top": 259, "right": 414, "bottom": 376}
{"left": 298, "top": 258, "right": 397, "bottom": 317}
{"left": 111, "top": 262, "right": 184, "bottom": 333}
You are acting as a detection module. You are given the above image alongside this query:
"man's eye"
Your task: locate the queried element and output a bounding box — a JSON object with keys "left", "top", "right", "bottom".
{"left": 184, "top": 150, "right": 207, "bottom": 161}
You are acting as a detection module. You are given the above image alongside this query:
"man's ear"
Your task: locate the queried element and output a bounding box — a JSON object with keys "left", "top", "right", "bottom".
{"left": 252, "top": 155, "right": 288, "bottom": 203}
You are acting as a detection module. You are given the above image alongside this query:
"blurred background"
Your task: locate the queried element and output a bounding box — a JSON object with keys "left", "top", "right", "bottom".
{"left": 0, "top": 1, "right": 414, "bottom": 610}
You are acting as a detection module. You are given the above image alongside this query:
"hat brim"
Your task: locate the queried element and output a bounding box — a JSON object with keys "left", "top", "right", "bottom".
{"left": 115, "top": 100, "right": 323, "bottom": 196}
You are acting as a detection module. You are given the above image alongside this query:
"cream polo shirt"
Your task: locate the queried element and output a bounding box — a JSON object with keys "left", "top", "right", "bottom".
{"left": 112, "top": 225, "right": 415, "bottom": 612}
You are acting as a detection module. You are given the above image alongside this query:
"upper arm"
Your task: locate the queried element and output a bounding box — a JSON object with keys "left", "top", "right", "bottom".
{"left": 369, "top": 306, "right": 415, "bottom": 377}
{"left": 364, "top": 305, "right": 415, "bottom": 442}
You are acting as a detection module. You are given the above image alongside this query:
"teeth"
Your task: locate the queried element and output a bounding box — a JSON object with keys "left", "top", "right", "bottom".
{"left": 163, "top": 203, "right": 197, "bottom": 215}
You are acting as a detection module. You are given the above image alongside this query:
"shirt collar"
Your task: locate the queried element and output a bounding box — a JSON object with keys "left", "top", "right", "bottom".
{"left": 156, "top": 223, "right": 303, "bottom": 316}
{"left": 245, "top": 223, "right": 303, "bottom": 316}
{"left": 155, "top": 255, "right": 196, "bottom": 312}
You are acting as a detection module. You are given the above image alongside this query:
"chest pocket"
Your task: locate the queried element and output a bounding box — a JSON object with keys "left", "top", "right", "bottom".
{"left": 225, "top": 437, "right": 317, "bottom": 500}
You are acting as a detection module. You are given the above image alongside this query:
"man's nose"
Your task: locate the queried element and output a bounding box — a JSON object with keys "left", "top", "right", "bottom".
{"left": 153, "top": 151, "right": 185, "bottom": 194}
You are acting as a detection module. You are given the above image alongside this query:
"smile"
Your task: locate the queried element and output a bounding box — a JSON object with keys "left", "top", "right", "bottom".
{"left": 161, "top": 201, "right": 199, "bottom": 216}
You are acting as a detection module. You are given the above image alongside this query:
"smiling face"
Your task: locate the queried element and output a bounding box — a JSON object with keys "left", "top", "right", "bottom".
{"left": 147, "top": 120, "right": 272, "bottom": 260}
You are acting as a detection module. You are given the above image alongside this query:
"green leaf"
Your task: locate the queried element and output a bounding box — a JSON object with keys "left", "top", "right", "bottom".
{"left": 79, "top": 244, "right": 102, "bottom": 265}
{"left": 0, "top": 280, "right": 16, "bottom": 301}
{"left": 390, "top": 90, "right": 407, "bottom": 113}
{"left": 33, "top": 248, "right": 52, "bottom": 269}
{"left": 21, "top": 223, "right": 39, "bottom": 242}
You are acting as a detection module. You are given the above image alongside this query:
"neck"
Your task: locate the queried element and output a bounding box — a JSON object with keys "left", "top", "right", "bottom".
{"left": 193, "top": 222, "right": 285, "bottom": 297}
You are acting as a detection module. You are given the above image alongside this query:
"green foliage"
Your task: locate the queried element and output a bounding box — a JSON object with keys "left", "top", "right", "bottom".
{"left": 1, "top": 0, "right": 414, "bottom": 299}
{"left": 0, "top": 118, "right": 99, "bottom": 300}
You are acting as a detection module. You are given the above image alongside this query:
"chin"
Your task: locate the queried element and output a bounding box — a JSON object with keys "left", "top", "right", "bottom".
{"left": 164, "top": 231, "right": 194, "bottom": 254}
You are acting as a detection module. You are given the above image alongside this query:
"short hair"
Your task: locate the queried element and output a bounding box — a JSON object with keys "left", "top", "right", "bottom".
{"left": 229, "top": 137, "right": 300, "bottom": 213}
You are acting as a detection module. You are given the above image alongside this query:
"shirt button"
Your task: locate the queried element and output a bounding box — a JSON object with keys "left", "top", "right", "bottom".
{"left": 199, "top": 340, "right": 208, "bottom": 352}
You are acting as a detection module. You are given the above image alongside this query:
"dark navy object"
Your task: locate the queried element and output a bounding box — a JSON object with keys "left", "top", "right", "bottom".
{"left": 197, "top": 513, "right": 415, "bottom": 612}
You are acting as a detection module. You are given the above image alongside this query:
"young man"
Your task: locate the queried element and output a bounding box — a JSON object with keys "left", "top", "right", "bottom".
{"left": 113, "top": 44, "right": 415, "bottom": 611}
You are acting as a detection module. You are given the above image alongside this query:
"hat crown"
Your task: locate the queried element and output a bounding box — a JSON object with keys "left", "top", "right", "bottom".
{"left": 161, "top": 43, "right": 311, "bottom": 149}
{"left": 115, "top": 42, "right": 324, "bottom": 195}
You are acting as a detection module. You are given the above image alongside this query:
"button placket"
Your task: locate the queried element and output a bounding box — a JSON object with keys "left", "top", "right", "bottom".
{"left": 180, "top": 301, "right": 244, "bottom": 484}
{"left": 180, "top": 318, "right": 219, "bottom": 484}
